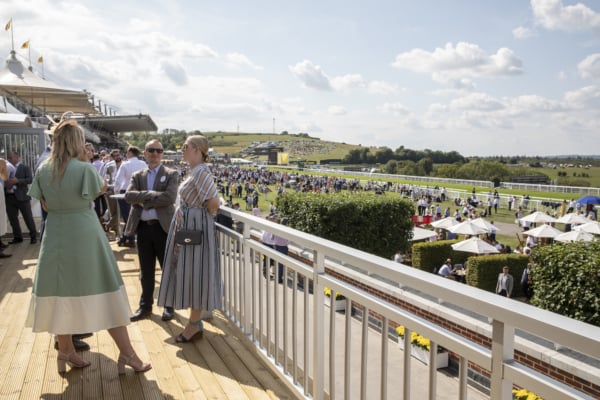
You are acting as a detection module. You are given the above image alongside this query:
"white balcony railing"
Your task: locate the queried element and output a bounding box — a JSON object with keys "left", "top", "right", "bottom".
{"left": 216, "top": 207, "right": 600, "bottom": 400}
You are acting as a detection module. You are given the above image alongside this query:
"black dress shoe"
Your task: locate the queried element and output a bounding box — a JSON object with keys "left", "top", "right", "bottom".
{"left": 0, "top": 253, "right": 12, "bottom": 258}
{"left": 73, "top": 333, "right": 93, "bottom": 340}
{"left": 54, "top": 337, "right": 91, "bottom": 352}
{"left": 30, "top": 239, "right": 37, "bottom": 244}
{"left": 8, "top": 238, "right": 23, "bottom": 244}
{"left": 130, "top": 308, "right": 152, "bottom": 322}
{"left": 161, "top": 308, "right": 175, "bottom": 321}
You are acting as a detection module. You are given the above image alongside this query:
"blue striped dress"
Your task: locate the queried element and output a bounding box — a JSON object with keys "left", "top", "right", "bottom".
{"left": 157, "top": 164, "right": 222, "bottom": 311}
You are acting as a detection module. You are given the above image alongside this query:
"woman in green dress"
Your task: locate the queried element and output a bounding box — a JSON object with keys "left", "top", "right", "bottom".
{"left": 26, "top": 118, "right": 151, "bottom": 375}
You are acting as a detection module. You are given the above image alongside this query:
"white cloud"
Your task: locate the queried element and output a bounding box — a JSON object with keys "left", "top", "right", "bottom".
{"left": 368, "top": 80, "right": 399, "bottom": 95}
{"left": 331, "top": 74, "right": 365, "bottom": 90}
{"left": 531, "top": 0, "right": 600, "bottom": 33}
{"left": 328, "top": 105, "right": 347, "bottom": 115}
{"left": 225, "top": 52, "right": 263, "bottom": 70}
{"left": 449, "top": 93, "right": 505, "bottom": 111}
{"left": 512, "top": 26, "right": 536, "bottom": 39}
{"left": 391, "top": 42, "right": 523, "bottom": 84}
{"left": 563, "top": 85, "right": 600, "bottom": 109}
{"left": 289, "top": 60, "right": 332, "bottom": 90}
{"left": 378, "top": 102, "right": 410, "bottom": 115}
{"left": 160, "top": 60, "right": 188, "bottom": 86}
{"left": 578, "top": 53, "right": 600, "bottom": 79}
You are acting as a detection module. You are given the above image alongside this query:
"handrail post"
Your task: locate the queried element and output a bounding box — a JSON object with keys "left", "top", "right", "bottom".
{"left": 490, "top": 319, "right": 514, "bottom": 400}
{"left": 312, "top": 249, "right": 325, "bottom": 400}
{"left": 241, "top": 220, "right": 252, "bottom": 334}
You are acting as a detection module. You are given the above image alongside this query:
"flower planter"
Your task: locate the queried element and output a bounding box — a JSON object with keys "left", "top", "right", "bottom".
{"left": 397, "top": 339, "right": 448, "bottom": 369}
{"left": 325, "top": 297, "right": 346, "bottom": 312}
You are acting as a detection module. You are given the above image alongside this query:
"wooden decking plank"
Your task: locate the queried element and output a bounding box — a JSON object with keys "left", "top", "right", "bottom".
{"left": 0, "top": 328, "right": 35, "bottom": 400}
{"left": 20, "top": 333, "right": 52, "bottom": 400}
{"left": 189, "top": 321, "right": 252, "bottom": 400}
{"left": 96, "top": 330, "right": 124, "bottom": 400}
{"left": 213, "top": 315, "right": 298, "bottom": 400}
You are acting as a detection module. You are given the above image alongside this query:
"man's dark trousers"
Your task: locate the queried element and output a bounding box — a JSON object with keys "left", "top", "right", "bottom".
{"left": 137, "top": 220, "right": 168, "bottom": 310}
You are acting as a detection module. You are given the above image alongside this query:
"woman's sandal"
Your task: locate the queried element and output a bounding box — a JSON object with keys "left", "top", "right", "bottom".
{"left": 57, "top": 351, "right": 91, "bottom": 373}
{"left": 117, "top": 352, "right": 152, "bottom": 374}
{"left": 176, "top": 319, "right": 204, "bottom": 343}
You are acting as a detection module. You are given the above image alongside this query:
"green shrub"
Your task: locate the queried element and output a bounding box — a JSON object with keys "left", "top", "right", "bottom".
{"left": 276, "top": 191, "right": 414, "bottom": 259}
{"left": 531, "top": 241, "right": 600, "bottom": 327}
{"left": 465, "top": 254, "right": 529, "bottom": 297}
{"left": 411, "top": 240, "right": 468, "bottom": 272}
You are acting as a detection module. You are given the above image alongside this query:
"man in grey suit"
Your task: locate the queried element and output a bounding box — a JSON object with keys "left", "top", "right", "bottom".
{"left": 125, "top": 140, "right": 179, "bottom": 321}
{"left": 5, "top": 151, "right": 37, "bottom": 244}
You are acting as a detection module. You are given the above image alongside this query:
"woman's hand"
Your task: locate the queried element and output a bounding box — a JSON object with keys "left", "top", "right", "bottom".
{"left": 41, "top": 198, "right": 48, "bottom": 212}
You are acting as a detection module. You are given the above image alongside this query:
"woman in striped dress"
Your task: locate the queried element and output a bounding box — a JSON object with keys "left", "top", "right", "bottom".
{"left": 158, "top": 135, "right": 221, "bottom": 342}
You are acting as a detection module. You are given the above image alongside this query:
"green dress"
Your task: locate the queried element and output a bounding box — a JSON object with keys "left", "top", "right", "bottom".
{"left": 26, "top": 158, "right": 131, "bottom": 334}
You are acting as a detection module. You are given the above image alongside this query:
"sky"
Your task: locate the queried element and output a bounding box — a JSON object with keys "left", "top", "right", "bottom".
{"left": 1, "top": 0, "right": 600, "bottom": 157}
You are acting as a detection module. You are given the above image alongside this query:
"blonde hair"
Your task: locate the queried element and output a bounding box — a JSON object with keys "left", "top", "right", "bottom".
{"left": 47, "top": 119, "right": 86, "bottom": 184}
{"left": 186, "top": 135, "right": 210, "bottom": 162}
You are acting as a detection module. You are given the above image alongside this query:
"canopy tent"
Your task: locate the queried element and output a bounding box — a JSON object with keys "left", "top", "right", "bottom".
{"left": 555, "top": 213, "right": 590, "bottom": 225}
{"left": 573, "top": 221, "right": 600, "bottom": 235}
{"left": 430, "top": 216, "right": 459, "bottom": 230}
{"left": 520, "top": 211, "right": 557, "bottom": 224}
{"left": 451, "top": 237, "right": 499, "bottom": 254}
{"left": 522, "top": 224, "right": 562, "bottom": 238}
{"left": 410, "top": 226, "right": 438, "bottom": 242}
{"left": 448, "top": 220, "right": 489, "bottom": 236}
{"left": 471, "top": 217, "right": 500, "bottom": 232}
{"left": 0, "top": 112, "right": 32, "bottom": 127}
{"left": 75, "top": 114, "right": 157, "bottom": 133}
{"left": 0, "top": 50, "right": 96, "bottom": 115}
{"left": 576, "top": 195, "right": 600, "bottom": 205}
{"left": 554, "top": 230, "right": 594, "bottom": 243}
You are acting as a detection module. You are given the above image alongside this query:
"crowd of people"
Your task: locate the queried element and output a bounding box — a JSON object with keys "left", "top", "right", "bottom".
{"left": 10, "top": 113, "right": 222, "bottom": 375}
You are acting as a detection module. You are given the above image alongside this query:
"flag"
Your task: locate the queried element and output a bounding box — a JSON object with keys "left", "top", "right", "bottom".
{"left": 4, "top": 19, "right": 10, "bottom": 31}
{"left": 37, "top": 56, "right": 43, "bottom": 63}
{"left": 21, "top": 40, "right": 29, "bottom": 49}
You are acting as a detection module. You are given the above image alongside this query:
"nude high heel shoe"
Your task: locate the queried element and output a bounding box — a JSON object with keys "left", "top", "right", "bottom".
{"left": 57, "top": 351, "right": 91, "bottom": 373}
{"left": 117, "top": 353, "right": 152, "bottom": 374}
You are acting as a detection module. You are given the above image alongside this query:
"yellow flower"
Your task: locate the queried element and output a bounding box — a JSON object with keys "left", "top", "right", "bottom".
{"left": 396, "top": 326, "right": 405, "bottom": 338}
{"left": 324, "top": 287, "right": 345, "bottom": 300}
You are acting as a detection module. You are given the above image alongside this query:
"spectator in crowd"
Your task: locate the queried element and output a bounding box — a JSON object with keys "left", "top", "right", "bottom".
{"left": 125, "top": 140, "right": 179, "bottom": 322}
{"left": 157, "top": 135, "right": 222, "bottom": 343}
{"left": 273, "top": 217, "right": 289, "bottom": 284}
{"left": 114, "top": 146, "right": 147, "bottom": 247}
{"left": 437, "top": 258, "right": 453, "bottom": 277}
{"left": 27, "top": 118, "right": 150, "bottom": 374}
{"left": 5, "top": 151, "right": 37, "bottom": 244}
{"left": 521, "top": 263, "right": 533, "bottom": 302}
{"left": 0, "top": 158, "right": 12, "bottom": 258}
{"left": 496, "top": 266, "right": 513, "bottom": 298}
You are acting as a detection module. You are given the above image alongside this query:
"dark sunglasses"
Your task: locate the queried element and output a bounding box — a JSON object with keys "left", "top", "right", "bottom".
{"left": 146, "top": 148, "right": 164, "bottom": 154}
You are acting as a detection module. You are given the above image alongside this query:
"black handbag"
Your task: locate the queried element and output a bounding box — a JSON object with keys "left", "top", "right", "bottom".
{"left": 174, "top": 229, "right": 203, "bottom": 245}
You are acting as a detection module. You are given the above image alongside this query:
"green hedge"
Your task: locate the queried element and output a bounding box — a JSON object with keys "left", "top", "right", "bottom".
{"left": 412, "top": 240, "right": 529, "bottom": 296}
{"left": 531, "top": 241, "right": 600, "bottom": 327}
{"left": 275, "top": 192, "right": 414, "bottom": 259}
{"left": 465, "top": 254, "right": 529, "bottom": 297}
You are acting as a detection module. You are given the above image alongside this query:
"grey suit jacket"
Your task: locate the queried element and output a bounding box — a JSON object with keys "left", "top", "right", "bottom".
{"left": 124, "top": 164, "right": 179, "bottom": 236}
{"left": 12, "top": 163, "right": 33, "bottom": 202}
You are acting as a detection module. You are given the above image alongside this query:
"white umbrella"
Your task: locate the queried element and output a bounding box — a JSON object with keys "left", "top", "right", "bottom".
{"left": 522, "top": 224, "right": 562, "bottom": 238}
{"left": 410, "top": 226, "right": 438, "bottom": 242}
{"left": 451, "top": 237, "right": 500, "bottom": 254}
{"left": 430, "top": 216, "right": 459, "bottom": 230}
{"left": 554, "top": 230, "right": 594, "bottom": 243}
{"left": 520, "top": 211, "right": 557, "bottom": 224}
{"left": 555, "top": 213, "right": 590, "bottom": 225}
{"left": 573, "top": 221, "right": 600, "bottom": 235}
{"left": 448, "top": 220, "right": 489, "bottom": 235}
{"left": 471, "top": 217, "right": 500, "bottom": 232}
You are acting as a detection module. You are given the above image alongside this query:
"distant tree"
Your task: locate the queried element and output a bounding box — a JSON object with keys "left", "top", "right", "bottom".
{"left": 416, "top": 157, "right": 434, "bottom": 175}
{"left": 375, "top": 147, "right": 394, "bottom": 164}
{"left": 383, "top": 159, "right": 398, "bottom": 174}
{"left": 280, "top": 131, "right": 289, "bottom": 135}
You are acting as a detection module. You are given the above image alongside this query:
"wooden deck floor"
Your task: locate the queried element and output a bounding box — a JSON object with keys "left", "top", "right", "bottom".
{"left": 0, "top": 238, "right": 299, "bottom": 400}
